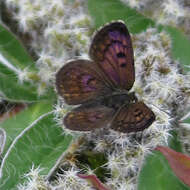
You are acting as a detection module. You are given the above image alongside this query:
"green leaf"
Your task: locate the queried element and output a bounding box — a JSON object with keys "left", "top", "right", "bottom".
{"left": 0, "top": 63, "right": 55, "bottom": 102}
{"left": 88, "top": 0, "right": 154, "bottom": 33}
{"left": 76, "top": 151, "right": 109, "bottom": 181}
{"left": 0, "top": 128, "right": 6, "bottom": 155}
{"left": 168, "top": 131, "right": 183, "bottom": 152}
{"left": 155, "top": 146, "right": 190, "bottom": 187}
{"left": 138, "top": 151, "right": 190, "bottom": 190}
{"left": 0, "top": 102, "right": 72, "bottom": 190}
{"left": 0, "top": 101, "right": 52, "bottom": 153}
{"left": 0, "top": 23, "right": 36, "bottom": 71}
{"left": 164, "top": 26, "right": 190, "bottom": 68}
{"left": 138, "top": 132, "right": 188, "bottom": 190}
{"left": 0, "top": 24, "right": 55, "bottom": 102}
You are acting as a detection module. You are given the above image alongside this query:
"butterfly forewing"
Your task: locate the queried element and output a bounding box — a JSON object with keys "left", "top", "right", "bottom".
{"left": 64, "top": 104, "right": 115, "bottom": 131}
{"left": 111, "top": 102, "right": 155, "bottom": 133}
{"left": 56, "top": 59, "right": 112, "bottom": 105}
{"left": 89, "top": 21, "right": 135, "bottom": 90}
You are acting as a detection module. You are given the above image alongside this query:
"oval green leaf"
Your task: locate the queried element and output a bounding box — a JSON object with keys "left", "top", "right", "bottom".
{"left": 138, "top": 151, "right": 190, "bottom": 190}
{"left": 0, "top": 102, "right": 72, "bottom": 190}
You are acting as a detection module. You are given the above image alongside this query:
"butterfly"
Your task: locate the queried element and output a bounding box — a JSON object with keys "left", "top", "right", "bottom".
{"left": 56, "top": 21, "right": 155, "bottom": 133}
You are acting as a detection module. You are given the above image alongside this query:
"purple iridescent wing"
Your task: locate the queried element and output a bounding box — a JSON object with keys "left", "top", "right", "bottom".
{"left": 56, "top": 59, "right": 112, "bottom": 105}
{"left": 89, "top": 21, "right": 135, "bottom": 90}
{"left": 111, "top": 102, "right": 155, "bottom": 133}
{"left": 64, "top": 104, "right": 115, "bottom": 131}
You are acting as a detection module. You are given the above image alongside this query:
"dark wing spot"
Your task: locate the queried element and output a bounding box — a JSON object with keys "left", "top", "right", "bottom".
{"left": 87, "top": 78, "right": 96, "bottom": 86}
{"left": 120, "top": 62, "right": 127, "bottom": 68}
{"left": 117, "top": 52, "right": 126, "bottom": 58}
{"left": 134, "top": 109, "right": 143, "bottom": 117}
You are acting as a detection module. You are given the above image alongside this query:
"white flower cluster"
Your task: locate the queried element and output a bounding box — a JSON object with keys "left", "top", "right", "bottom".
{"left": 18, "top": 165, "right": 93, "bottom": 190}
{"left": 51, "top": 167, "right": 92, "bottom": 190}
{"left": 17, "top": 166, "right": 49, "bottom": 190}
{"left": 5, "top": 0, "right": 91, "bottom": 95}
{"left": 132, "top": 28, "right": 190, "bottom": 157}
{"left": 133, "top": 28, "right": 190, "bottom": 118}
{"left": 121, "top": 0, "right": 190, "bottom": 37}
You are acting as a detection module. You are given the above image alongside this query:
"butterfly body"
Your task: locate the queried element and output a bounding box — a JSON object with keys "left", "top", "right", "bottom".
{"left": 99, "top": 93, "right": 136, "bottom": 111}
{"left": 56, "top": 21, "right": 155, "bottom": 133}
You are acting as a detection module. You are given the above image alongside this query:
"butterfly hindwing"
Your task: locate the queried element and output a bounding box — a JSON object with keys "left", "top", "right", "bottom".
{"left": 111, "top": 102, "right": 155, "bottom": 133}
{"left": 64, "top": 104, "right": 115, "bottom": 131}
{"left": 56, "top": 59, "right": 112, "bottom": 105}
{"left": 89, "top": 21, "right": 135, "bottom": 90}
